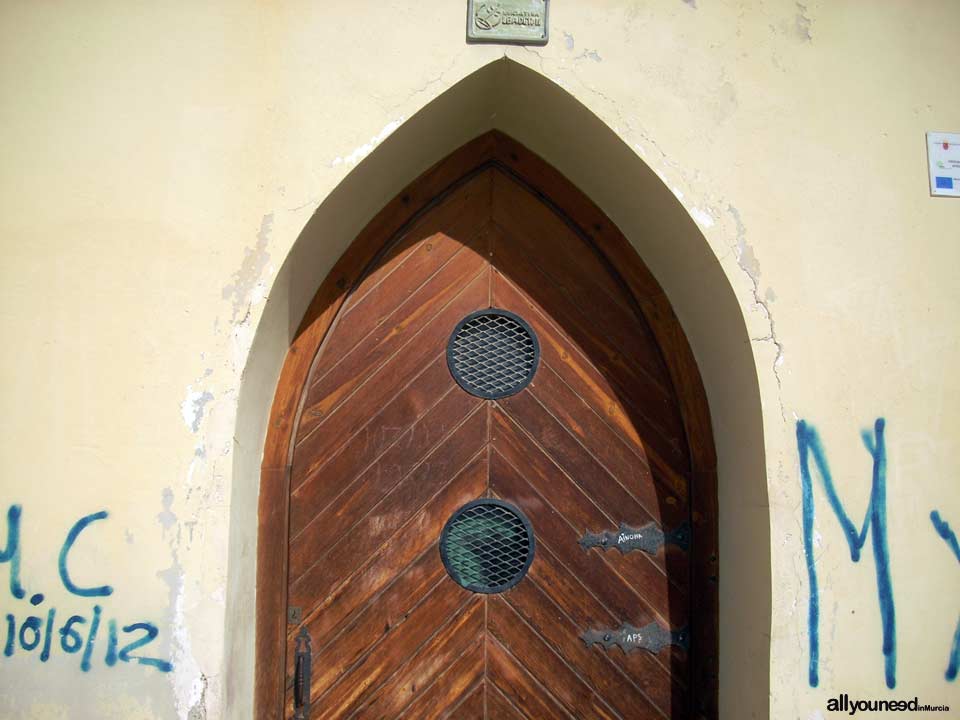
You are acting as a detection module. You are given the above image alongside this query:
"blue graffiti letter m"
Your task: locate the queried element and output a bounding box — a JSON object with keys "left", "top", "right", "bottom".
{"left": 797, "top": 418, "right": 896, "bottom": 689}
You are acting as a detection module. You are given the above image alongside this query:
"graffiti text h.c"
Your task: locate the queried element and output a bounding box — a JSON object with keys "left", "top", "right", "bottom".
{"left": 0, "top": 506, "right": 171, "bottom": 673}
{"left": 797, "top": 418, "right": 896, "bottom": 689}
{"left": 0, "top": 506, "right": 114, "bottom": 600}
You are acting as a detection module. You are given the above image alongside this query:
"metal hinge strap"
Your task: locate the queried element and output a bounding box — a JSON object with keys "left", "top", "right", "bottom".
{"left": 581, "top": 621, "right": 689, "bottom": 654}
{"left": 579, "top": 520, "right": 690, "bottom": 555}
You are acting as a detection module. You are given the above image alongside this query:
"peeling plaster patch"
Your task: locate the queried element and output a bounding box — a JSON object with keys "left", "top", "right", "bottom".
{"left": 157, "top": 488, "right": 203, "bottom": 720}
{"left": 712, "top": 81, "right": 738, "bottom": 124}
{"left": 563, "top": 31, "right": 574, "bottom": 50}
{"left": 737, "top": 235, "right": 761, "bottom": 280}
{"left": 795, "top": 3, "right": 813, "bottom": 42}
{"left": 690, "top": 207, "right": 715, "bottom": 228}
{"left": 187, "top": 675, "right": 208, "bottom": 720}
{"left": 683, "top": 0, "right": 697, "bottom": 7}
{"left": 181, "top": 387, "right": 214, "bottom": 433}
{"left": 222, "top": 214, "right": 273, "bottom": 322}
{"left": 158, "top": 488, "right": 177, "bottom": 532}
{"left": 331, "top": 118, "right": 404, "bottom": 168}
{"left": 125, "top": 529, "right": 134, "bottom": 544}
{"left": 808, "top": 711, "right": 825, "bottom": 720}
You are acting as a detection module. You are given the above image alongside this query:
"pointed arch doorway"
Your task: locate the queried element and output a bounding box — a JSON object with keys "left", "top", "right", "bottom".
{"left": 255, "top": 131, "right": 718, "bottom": 719}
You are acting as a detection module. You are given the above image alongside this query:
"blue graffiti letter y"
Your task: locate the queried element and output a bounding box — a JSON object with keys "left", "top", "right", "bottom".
{"left": 930, "top": 510, "right": 960, "bottom": 681}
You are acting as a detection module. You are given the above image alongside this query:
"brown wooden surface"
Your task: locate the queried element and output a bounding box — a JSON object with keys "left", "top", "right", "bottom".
{"left": 257, "top": 131, "right": 717, "bottom": 719}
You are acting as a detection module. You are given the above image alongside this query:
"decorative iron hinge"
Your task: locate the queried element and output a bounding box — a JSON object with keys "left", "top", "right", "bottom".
{"left": 581, "top": 621, "right": 689, "bottom": 655}
{"left": 293, "top": 627, "right": 312, "bottom": 720}
{"left": 579, "top": 521, "right": 690, "bottom": 555}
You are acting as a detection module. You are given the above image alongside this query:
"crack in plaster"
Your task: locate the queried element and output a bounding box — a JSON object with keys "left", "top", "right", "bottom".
{"left": 389, "top": 49, "right": 466, "bottom": 114}
{"left": 573, "top": 49, "right": 602, "bottom": 63}
{"left": 517, "top": 46, "right": 788, "bottom": 423}
{"left": 728, "top": 204, "right": 786, "bottom": 421}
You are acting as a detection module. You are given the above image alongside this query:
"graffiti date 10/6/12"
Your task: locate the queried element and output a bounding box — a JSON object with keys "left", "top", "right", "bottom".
{"left": 0, "top": 505, "right": 172, "bottom": 673}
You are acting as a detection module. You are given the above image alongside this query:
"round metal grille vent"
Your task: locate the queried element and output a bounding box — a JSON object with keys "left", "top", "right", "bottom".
{"left": 447, "top": 309, "right": 540, "bottom": 399}
{"left": 439, "top": 499, "right": 535, "bottom": 594}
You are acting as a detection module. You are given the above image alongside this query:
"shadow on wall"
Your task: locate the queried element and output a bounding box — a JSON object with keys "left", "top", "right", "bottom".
{"left": 227, "top": 57, "right": 770, "bottom": 720}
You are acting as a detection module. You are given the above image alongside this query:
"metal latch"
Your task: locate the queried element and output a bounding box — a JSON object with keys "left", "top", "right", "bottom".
{"left": 293, "top": 627, "right": 312, "bottom": 720}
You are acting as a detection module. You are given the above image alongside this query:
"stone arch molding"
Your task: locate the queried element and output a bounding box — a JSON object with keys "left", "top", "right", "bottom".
{"left": 227, "top": 57, "right": 770, "bottom": 720}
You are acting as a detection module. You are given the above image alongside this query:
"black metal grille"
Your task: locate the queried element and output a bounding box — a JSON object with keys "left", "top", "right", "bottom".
{"left": 447, "top": 309, "right": 539, "bottom": 399}
{"left": 440, "top": 499, "right": 535, "bottom": 594}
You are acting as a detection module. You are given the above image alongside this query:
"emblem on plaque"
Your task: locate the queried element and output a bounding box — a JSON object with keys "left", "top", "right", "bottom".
{"left": 467, "top": 0, "right": 549, "bottom": 46}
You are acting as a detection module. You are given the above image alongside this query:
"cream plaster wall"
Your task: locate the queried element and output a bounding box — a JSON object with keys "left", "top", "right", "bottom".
{"left": 1, "top": 1, "right": 958, "bottom": 719}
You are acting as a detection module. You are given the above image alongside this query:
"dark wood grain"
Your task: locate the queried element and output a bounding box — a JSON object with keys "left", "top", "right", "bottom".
{"left": 492, "top": 265, "right": 690, "bottom": 477}
{"left": 261, "top": 130, "right": 718, "bottom": 719}
{"left": 336, "top": 170, "right": 492, "bottom": 321}
{"left": 487, "top": 598, "right": 616, "bottom": 720}
{"left": 395, "top": 637, "right": 485, "bottom": 720}
{"left": 489, "top": 444, "right": 685, "bottom": 628}
{"left": 289, "top": 424, "right": 487, "bottom": 611}
{"left": 289, "top": 398, "right": 483, "bottom": 580}
{"left": 486, "top": 682, "right": 526, "bottom": 720}
{"left": 308, "top": 589, "right": 477, "bottom": 719}
{"left": 289, "top": 356, "right": 467, "bottom": 530}
{"left": 486, "top": 637, "right": 573, "bottom": 720}
{"left": 285, "top": 544, "right": 445, "bottom": 692}
{"left": 295, "top": 245, "right": 487, "bottom": 448}
{"left": 527, "top": 540, "right": 683, "bottom": 712}
{"left": 446, "top": 681, "right": 485, "bottom": 719}
{"left": 291, "top": 455, "right": 486, "bottom": 644}
{"left": 490, "top": 407, "right": 688, "bottom": 606}
{"left": 504, "top": 568, "right": 665, "bottom": 720}
{"left": 491, "top": 172, "right": 672, "bottom": 396}
{"left": 356, "top": 602, "right": 484, "bottom": 719}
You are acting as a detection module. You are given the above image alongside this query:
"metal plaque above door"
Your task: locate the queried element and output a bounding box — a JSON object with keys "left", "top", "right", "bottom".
{"left": 466, "top": 0, "right": 549, "bottom": 45}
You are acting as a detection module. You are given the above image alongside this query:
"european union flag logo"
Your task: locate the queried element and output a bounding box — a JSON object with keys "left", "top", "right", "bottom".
{"left": 935, "top": 176, "right": 954, "bottom": 189}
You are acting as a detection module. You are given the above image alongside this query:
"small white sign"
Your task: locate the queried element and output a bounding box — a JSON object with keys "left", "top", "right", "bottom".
{"left": 927, "top": 131, "right": 960, "bottom": 198}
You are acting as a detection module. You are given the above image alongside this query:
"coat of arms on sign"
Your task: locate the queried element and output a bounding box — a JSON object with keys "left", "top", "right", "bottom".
{"left": 466, "top": 0, "right": 549, "bottom": 45}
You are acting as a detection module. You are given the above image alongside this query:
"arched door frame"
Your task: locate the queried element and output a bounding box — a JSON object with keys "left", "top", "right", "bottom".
{"left": 254, "top": 130, "right": 718, "bottom": 718}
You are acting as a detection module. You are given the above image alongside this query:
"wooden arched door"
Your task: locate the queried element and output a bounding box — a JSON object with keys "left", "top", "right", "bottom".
{"left": 256, "top": 132, "right": 718, "bottom": 720}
